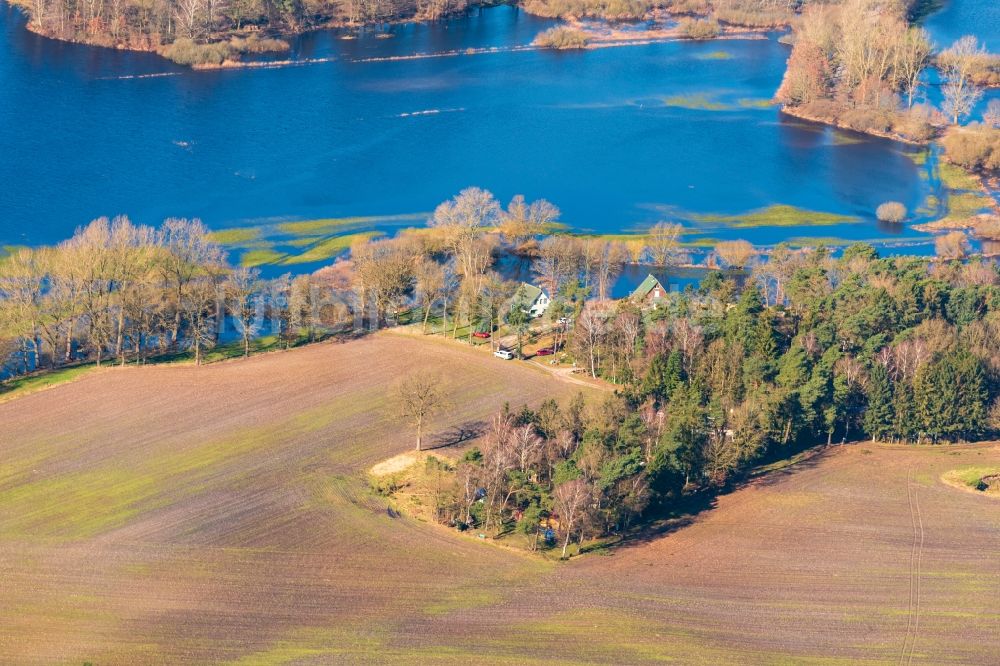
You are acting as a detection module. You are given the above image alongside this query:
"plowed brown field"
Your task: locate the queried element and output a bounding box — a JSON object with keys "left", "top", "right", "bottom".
{"left": 1, "top": 332, "right": 998, "bottom": 665}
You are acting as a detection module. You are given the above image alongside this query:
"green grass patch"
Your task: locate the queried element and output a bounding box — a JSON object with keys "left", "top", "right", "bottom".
{"left": 830, "top": 132, "right": 865, "bottom": 146}
{"left": 945, "top": 191, "right": 992, "bottom": 220}
{"left": 1, "top": 245, "right": 24, "bottom": 259}
{"left": 939, "top": 162, "right": 983, "bottom": 191}
{"left": 783, "top": 236, "right": 854, "bottom": 248}
{"left": 208, "top": 227, "right": 263, "bottom": 245}
{"left": 697, "top": 50, "right": 733, "bottom": 60}
{"left": 240, "top": 246, "right": 287, "bottom": 267}
{"left": 663, "top": 93, "right": 730, "bottom": 111}
{"left": 905, "top": 149, "right": 929, "bottom": 167}
{"left": 942, "top": 466, "right": 999, "bottom": 491}
{"left": 280, "top": 231, "right": 384, "bottom": 265}
{"left": 0, "top": 468, "right": 162, "bottom": 539}
{"left": 0, "top": 364, "right": 98, "bottom": 404}
{"left": 690, "top": 204, "right": 857, "bottom": 228}
{"left": 0, "top": 391, "right": 373, "bottom": 541}
{"left": 737, "top": 97, "right": 776, "bottom": 109}
{"left": 276, "top": 213, "right": 426, "bottom": 236}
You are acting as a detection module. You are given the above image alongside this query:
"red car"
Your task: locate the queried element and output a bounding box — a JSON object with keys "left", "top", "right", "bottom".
{"left": 472, "top": 331, "right": 491, "bottom": 339}
{"left": 535, "top": 347, "right": 554, "bottom": 356}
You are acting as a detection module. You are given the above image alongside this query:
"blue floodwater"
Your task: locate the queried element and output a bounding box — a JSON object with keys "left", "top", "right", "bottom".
{"left": 0, "top": 4, "right": 969, "bottom": 260}
{"left": 922, "top": 0, "right": 999, "bottom": 52}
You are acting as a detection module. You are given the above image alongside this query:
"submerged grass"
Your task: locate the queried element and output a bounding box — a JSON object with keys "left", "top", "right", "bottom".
{"left": 663, "top": 93, "right": 729, "bottom": 111}
{"left": 240, "top": 246, "right": 287, "bottom": 267}
{"left": 690, "top": 204, "right": 858, "bottom": 228}
{"left": 208, "top": 227, "right": 262, "bottom": 245}
{"left": 696, "top": 50, "right": 733, "bottom": 60}
{"left": 277, "top": 213, "right": 426, "bottom": 236}
{"left": 737, "top": 97, "right": 776, "bottom": 109}
{"left": 280, "top": 231, "right": 384, "bottom": 265}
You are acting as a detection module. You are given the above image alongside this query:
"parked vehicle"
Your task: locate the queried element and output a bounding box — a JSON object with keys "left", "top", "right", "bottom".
{"left": 472, "top": 331, "right": 491, "bottom": 339}
{"left": 493, "top": 349, "right": 514, "bottom": 360}
{"left": 535, "top": 347, "right": 554, "bottom": 356}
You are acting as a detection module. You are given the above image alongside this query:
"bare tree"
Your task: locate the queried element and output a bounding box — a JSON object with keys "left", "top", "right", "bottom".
{"left": 935, "top": 231, "right": 970, "bottom": 260}
{"left": 553, "top": 477, "right": 592, "bottom": 558}
{"left": 227, "top": 267, "right": 261, "bottom": 357}
{"left": 895, "top": 27, "right": 933, "bottom": 108}
{"left": 715, "top": 240, "right": 757, "bottom": 269}
{"left": 983, "top": 99, "right": 1000, "bottom": 128}
{"left": 499, "top": 195, "right": 560, "bottom": 246}
{"left": 940, "top": 36, "right": 987, "bottom": 125}
{"left": 573, "top": 305, "right": 608, "bottom": 378}
{"left": 414, "top": 258, "right": 445, "bottom": 334}
{"left": 647, "top": 222, "right": 685, "bottom": 266}
{"left": 595, "top": 241, "right": 628, "bottom": 301}
{"left": 394, "top": 372, "right": 447, "bottom": 451}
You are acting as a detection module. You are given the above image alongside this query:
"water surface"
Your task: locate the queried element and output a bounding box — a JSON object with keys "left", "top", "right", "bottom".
{"left": 0, "top": 6, "right": 938, "bottom": 259}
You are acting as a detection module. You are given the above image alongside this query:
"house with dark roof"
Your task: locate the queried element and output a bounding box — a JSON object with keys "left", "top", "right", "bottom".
{"left": 630, "top": 274, "right": 668, "bottom": 308}
{"left": 511, "top": 283, "right": 550, "bottom": 318}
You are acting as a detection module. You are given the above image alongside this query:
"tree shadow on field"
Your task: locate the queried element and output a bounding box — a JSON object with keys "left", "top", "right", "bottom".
{"left": 743, "top": 443, "right": 842, "bottom": 489}
{"left": 423, "top": 419, "right": 487, "bottom": 451}
{"left": 609, "top": 491, "right": 721, "bottom": 554}
{"left": 609, "top": 443, "right": 843, "bottom": 555}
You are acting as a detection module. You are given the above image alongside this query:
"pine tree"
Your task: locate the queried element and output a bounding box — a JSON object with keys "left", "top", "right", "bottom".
{"left": 863, "top": 363, "right": 894, "bottom": 442}
{"left": 642, "top": 350, "right": 684, "bottom": 403}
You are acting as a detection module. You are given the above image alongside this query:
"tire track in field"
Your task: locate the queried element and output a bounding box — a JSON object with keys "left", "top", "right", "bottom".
{"left": 908, "top": 480, "right": 924, "bottom": 666}
{"left": 899, "top": 467, "right": 925, "bottom": 666}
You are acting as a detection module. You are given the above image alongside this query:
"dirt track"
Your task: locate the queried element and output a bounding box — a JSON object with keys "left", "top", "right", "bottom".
{"left": 1, "top": 333, "right": 998, "bottom": 664}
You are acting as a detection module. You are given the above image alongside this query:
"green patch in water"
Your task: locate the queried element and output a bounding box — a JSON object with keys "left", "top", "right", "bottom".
{"left": 783, "top": 236, "right": 854, "bottom": 248}
{"left": 737, "top": 97, "right": 776, "bottom": 109}
{"left": 939, "top": 162, "right": 983, "bottom": 191}
{"left": 280, "top": 231, "right": 384, "bottom": 265}
{"left": 240, "top": 246, "right": 287, "bottom": 267}
{"left": 663, "top": 93, "right": 730, "bottom": 111}
{"left": 277, "top": 213, "right": 426, "bottom": 236}
{"left": 690, "top": 204, "right": 858, "bottom": 228}
{"left": 207, "top": 227, "right": 263, "bottom": 245}
{"left": 696, "top": 50, "right": 733, "bottom": 60}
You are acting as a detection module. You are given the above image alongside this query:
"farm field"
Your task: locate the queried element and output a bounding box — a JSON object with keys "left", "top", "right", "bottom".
{"left": 1, "top": 333, "right": 998, "bottom": 664}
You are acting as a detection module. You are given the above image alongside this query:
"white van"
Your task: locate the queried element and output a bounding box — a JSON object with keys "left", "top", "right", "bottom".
{"left": 494, "top": 349, "right": 515, "bottom": 360}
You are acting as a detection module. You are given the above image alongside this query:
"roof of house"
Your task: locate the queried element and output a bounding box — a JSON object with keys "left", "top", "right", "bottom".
{"left": 512, "top": 282, "right": 544, "bottom": 308}
{"left": 631, "top": 274, "right": 666, "bottom": 300}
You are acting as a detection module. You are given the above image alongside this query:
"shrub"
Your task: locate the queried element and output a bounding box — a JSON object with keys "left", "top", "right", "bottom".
{"left": 534, "top": 26, "right": 589, "bottom": 50}
{"left": 161, "top": 38, "right": 231, "bottom": 66}
{"left": 840, "top": 107, "right": 893, "bottom": 134}
{"left": 678, "top": 17, "right": 721, "bottom": 40}
{"left": 935, "top": 231, "right": 970, "bottom": 260}
{"left": 941, "top": 126, "right": 1000, "bottom": 171}
{"left": 891, "top": 104, "right": 937, "bottom": 143}
{"left": 799, "top": 98, "right": 842, "bottom": 120}
{"left": 876, "top": 201, "right": 907, "bottom": 223}
{"left": 229, "top": 35, "right": 290, "bottom": 54}
{"left": 973, "top": 215, "right": 1000, "bottom": 240}
{"left": 522, "top": 0, "right": 652, "bottom": 20}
